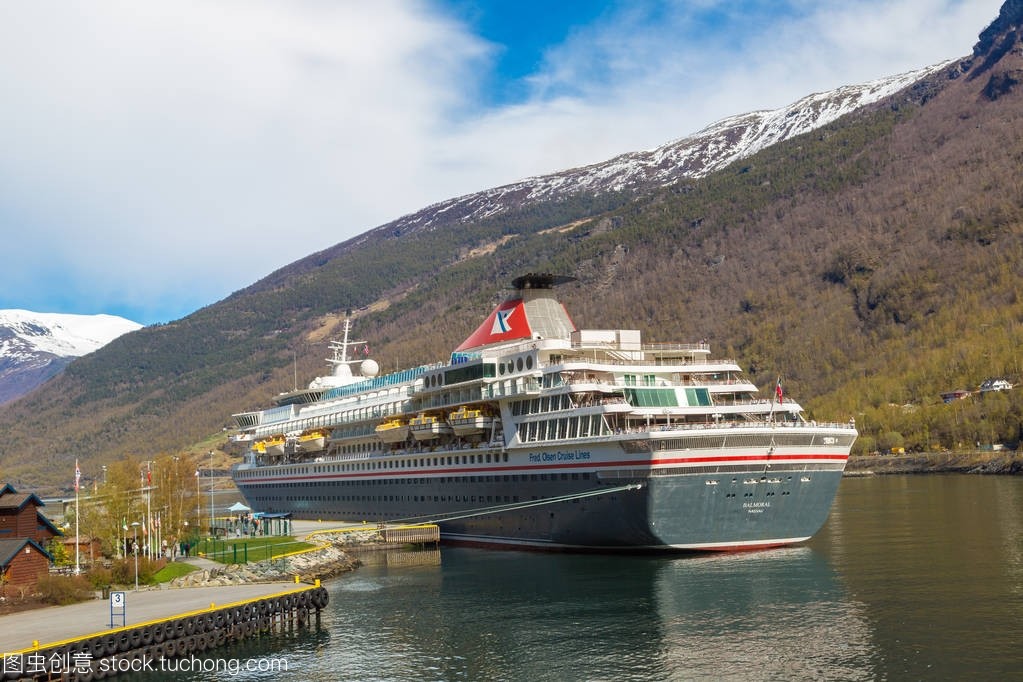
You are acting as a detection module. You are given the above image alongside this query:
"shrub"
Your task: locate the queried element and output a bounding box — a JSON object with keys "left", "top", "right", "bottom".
{"left": 36, "top": 574, "right": 93, "bottom": 605}
{"left": 86, "top": 566, "right": 113, "bottom": 590}
{"left": 109, "top": 557, "right": 167, "bottom": 586}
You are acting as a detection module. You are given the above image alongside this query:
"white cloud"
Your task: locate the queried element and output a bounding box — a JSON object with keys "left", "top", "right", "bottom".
{"left": 0, "top": 0, "right": 1003, "bottom": 323}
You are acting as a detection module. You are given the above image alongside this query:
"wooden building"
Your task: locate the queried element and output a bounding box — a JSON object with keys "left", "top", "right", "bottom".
{"left": 61, "top": 535, "right": 103, "bottom": 566}
{"left": 0, "top": 538, "right": 53, "bottom": 593}
{"left": 0, "top": 483, "right": 63, "bottom": 545}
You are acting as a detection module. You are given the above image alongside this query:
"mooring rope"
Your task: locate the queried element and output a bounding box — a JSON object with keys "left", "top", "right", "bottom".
{"left": 388, "top": 482, "right": 644, "bottom": 526}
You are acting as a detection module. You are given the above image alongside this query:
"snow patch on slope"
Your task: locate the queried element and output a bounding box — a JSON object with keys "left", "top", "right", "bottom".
{"left": 0, "top": 310, "right": 142, "bottom": 359}
{"left": 384, "top": 61, "right": 951, "bottom": 236}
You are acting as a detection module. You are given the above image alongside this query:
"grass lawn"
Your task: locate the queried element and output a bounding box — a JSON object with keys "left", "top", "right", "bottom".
{"left": 196, "top": 536, "right": 317, "bottom": 564}
{"left": 153, "top": 562, "right": 200, "bottom": 583}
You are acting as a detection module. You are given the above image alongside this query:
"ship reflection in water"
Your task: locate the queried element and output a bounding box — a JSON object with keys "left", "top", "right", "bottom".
{"left": 315, "top": 546, "right": 872, "bottom": 681}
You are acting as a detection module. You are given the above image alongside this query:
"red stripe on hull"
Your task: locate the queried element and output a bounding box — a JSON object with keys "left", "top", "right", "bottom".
{"left": 238, "top": 452, "right": 848, "bottom": 486}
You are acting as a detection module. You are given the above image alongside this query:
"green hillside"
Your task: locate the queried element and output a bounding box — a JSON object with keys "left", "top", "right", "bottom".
{"left": 3, "top": 33, "right": 1023, "bottom": 494}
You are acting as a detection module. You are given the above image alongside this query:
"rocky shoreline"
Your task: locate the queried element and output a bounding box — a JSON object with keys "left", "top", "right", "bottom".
{"left": 169, "top": 528, "right": 391, "bottom": 588}
{"left": 845, "top": 450, "right": 1023, "bottom": 476}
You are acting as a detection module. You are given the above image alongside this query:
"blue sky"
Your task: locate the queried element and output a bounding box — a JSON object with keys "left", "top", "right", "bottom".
{"left": 0, "top": 0, "right": 1002, "bottom": 325}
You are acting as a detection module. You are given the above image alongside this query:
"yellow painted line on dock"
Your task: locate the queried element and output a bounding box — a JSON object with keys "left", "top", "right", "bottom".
{"left": 7, "top": 581, "right": 322, "bottom": 656}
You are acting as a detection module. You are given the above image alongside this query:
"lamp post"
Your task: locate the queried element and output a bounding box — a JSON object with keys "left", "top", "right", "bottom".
{"left": 195, "top": 467, "right": 201, "bottom": 533}
{"left": 144, "top": 462, "right": 153, "bottom": 558}
{"left": 130, "top": 522, "right": 140, "bottom": 591}
{"left": 208, "top": 450, "right": 216, "bottom": 537}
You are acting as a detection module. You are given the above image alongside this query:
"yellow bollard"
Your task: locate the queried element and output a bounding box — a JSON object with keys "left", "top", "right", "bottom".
{"left": 294, "top": 575, "right": 300, "bottom": 584}
{"left": 210, "top": 602, "right": 216, "bottom": 609}
{"left": 315, "top": 579, "right": 321, "bottom": 588}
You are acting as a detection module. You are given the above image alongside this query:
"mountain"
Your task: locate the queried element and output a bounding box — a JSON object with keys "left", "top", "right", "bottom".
{"left": 0, "top": 311, "right": 142, "bottom": 405}
{"left": 364, "top": 62, "right": 949, "bottom": 242}
{"left": 2, "top": 1, "right": 1023, "bottom": 495}
{"left": 0, "top": 63, "right": 941, "bottom": 413}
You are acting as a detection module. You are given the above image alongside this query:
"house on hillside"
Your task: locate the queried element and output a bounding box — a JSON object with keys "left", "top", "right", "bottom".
{"left": 0, "top": 484, "right": 63, "bottom": 545}
{"left": 980, "top": 378, "right": 1013, "bottom": 393}
{"left": 0, "top": 538, "right": 53, "bottom": 594}
{"left": 940, "top": 389, "right": 971, "bottom": 404}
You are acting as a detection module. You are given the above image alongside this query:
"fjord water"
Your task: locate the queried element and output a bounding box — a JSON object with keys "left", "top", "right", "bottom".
{"left": 155, "top": 475, "right": 1023, "bottom": 681}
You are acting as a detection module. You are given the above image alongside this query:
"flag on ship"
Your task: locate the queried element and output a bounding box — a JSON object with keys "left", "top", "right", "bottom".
{"left": 74, "top": 460, "right": 81, "bottom": 492}
{"left": 775, "top": 377, "right": 783, "bottom": 404}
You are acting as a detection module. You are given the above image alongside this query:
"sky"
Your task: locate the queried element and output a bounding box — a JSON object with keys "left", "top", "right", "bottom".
{"left": 0, "top": 0, "right": 1003, "bottom": 325}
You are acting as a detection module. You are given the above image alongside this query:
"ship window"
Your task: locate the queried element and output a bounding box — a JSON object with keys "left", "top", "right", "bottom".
{"left": 516, "top": 357, "right": 524, "bottom": 371}
{"left": 526, "top": 356, "right": 533, "bottom": 370}
{"left": 684, "top": 387, "right": 712, "bottom": 406}
{"left": 624, "top": 388, "right": 679, "bottom": 407}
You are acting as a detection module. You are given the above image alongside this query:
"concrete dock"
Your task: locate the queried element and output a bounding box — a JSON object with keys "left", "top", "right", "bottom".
{"left": 0, "top": 519, "right": 431, "bottom": 658}
{"left": 0, "top": 581, "right": 307, "bottom": 654}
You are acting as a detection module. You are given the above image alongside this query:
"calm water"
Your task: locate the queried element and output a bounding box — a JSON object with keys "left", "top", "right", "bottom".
{"left": 143, "top": 475, "right": 1023, "bottom": 681}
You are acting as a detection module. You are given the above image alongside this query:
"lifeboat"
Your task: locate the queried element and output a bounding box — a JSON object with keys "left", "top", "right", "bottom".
{"left": 447, "top": 406, "right": 496, "bottom": 436}
{"left": 254, "top": 435, "right": 286, "bottom": 457}
{"left": 295, "top": 428, "right": 329, "bottom": 453}
{"left": 375, "top": 418, "right": 410, "bottom": 443}
{"left": 409, "top": 413, "right": 453, "bottom": 441}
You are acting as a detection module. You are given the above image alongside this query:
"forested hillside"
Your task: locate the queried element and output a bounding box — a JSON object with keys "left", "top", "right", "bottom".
{"left": 2, "top": 7, "right": 1023, "bottom": 494}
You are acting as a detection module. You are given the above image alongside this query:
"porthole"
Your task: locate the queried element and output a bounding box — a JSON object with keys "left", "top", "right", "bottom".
{"left": 516, "top": 357, "right": 523, "bottom": 371}
{"left": 526, "top": 355, "right": 533, "bottom": 370}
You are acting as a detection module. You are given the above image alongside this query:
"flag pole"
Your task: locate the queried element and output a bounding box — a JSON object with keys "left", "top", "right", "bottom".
{"left": 74, "top": 459, "right": 81, "bottom": 575}
{"left": 769, "top": 376, "right": 783, "bottom": 423}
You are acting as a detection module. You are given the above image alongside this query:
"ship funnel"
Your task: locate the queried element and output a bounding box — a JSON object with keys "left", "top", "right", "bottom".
{"left": 455, "top": 274, "right": 577, "bottom": 351}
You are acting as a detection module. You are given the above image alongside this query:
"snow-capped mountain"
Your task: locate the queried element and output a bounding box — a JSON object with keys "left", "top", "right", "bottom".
{"left": 370, "top": 61, "right": 951, "bottom": 238}
{"left": 0, "top": 310, "right": 142, "bottom": 405}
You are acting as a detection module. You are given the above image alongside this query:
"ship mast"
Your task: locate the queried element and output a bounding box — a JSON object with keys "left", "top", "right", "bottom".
{"left": 325, "top": 313, "right": 366, "bottom": 374}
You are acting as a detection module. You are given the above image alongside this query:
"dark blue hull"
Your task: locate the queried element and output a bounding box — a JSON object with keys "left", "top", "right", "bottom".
{"left": 235, "top": 463, "right": 844, "bottom": 551}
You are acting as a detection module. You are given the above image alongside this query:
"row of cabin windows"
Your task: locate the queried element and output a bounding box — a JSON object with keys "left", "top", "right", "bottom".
{"left": 249, "top": 473, "right": 594, "bottom": 507}
{"left": 250, "top": 471, "right": 592, "bottom": 495}
{"left": 258, "top": 400, "right": 405, "bottom": 440}
{"left": 517, "top": 415, "right": 609, "bottom": 443}
{"left": 497, "top": 356, "right": 533, "bottom": 375}
{"left": 511, "top": 394, "right": 574, "bottom": 416}
{"left": 238, "top": 452, "right": 511, "bottom": 478}
{"left": 622, "top": 374, "right": 659, "bottom": 386}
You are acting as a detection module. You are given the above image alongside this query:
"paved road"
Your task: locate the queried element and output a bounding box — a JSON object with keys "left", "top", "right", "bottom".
{"left": 0, "top": 581, "right": 309, "bottom": 654}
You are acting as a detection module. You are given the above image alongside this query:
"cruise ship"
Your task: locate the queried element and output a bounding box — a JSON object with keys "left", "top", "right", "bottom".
{"left": 231, "top": 274, "right": 856, "bottom": 551}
